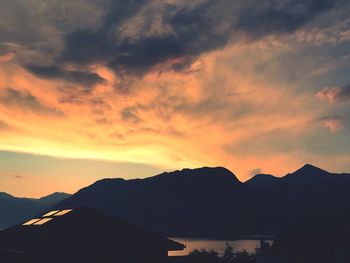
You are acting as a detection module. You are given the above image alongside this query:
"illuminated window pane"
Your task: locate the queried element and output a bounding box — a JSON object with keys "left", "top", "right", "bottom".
{"left": 23, "top": 219, "right": 41, "bottom": 226}
{"left": 43, "top": 210, "right": 59, "bottom": 217}
{"left": 54, "top": 209, "right": 73, "bottom": 216}
{"left": 33, "top": 218, "right": 53, "bottom": 225}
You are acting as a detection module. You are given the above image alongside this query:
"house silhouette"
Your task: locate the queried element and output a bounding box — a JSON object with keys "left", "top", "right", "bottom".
{"left": 0, "top": 207, "right": 185, "bottom": 263}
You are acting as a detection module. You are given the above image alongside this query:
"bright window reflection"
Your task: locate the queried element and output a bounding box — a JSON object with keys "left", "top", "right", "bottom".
{"left": 54, "top": 209, "right": 73, "bottom": 216}
{"left": 43, "top": 210, "right": 59, "bottom": 217}
{"left": 22, "top": 209, "right": 74, "bottom": 227}
{"left": 23, "top": 219, "right": 41, "bottom": 225}
{"left": 33, "top": 218, "right": 53, "bottom": 225}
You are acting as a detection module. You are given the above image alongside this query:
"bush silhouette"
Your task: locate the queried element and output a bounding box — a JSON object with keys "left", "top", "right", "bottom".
{"left": 189, "top": 248, "right": 220, "bottom": 263}
{"left": 188, "top": 244, "right": 255, "bottom": 263}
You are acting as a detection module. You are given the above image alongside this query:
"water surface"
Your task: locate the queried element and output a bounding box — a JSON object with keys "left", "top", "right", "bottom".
{"left": 169, "top": 238, "right": 273, "bottom": 256}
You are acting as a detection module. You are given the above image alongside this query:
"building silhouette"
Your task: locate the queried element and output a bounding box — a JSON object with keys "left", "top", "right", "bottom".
{"left": 0, "top": 207, "right": 185, "bottom": 263}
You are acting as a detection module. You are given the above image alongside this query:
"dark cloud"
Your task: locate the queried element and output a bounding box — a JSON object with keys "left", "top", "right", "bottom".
{"left": 1, "top": 0, "right": 345, "bottom": 84}
{"left": 60, "top": 0, "right": 340, "bottom": 77}
{"left": 25, "top": 65, "right": 105, "bottom": 88}
{"left": 106, "top": 36, "right": 185, "bottom": 75}
{"left": 316, "top": 115, "right": 344, "bottom": 122}
{"left": 13, "top": 174, "right": 24, "bottom": 179}
{"left": 318, "top": 84, "right": 350, "bottom": 103}
{"left": 236, "top": 0, "right": 336, "bottom": 38}
{"left": 62, "top": 0, "right": 227, "bottom": 75}
{"left": 61, "top": 0, "right": 150, "bottom": 67}
{"left": 0, "top": 88, "right": 62, "bottom": 116}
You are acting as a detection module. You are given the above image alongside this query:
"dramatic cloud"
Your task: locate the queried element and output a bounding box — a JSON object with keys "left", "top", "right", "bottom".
{"left": 2, "top": 0, "right": 348, "bottom": 81}
{"left": 60, "top": 0, "right": 347, "bottom": 78}
{"left": 61, "top": 0, "right": 232, "bottom": 75}
{"left": 236, "top": 0, "right": 336, "bottom": 37}
{"left": 0, "top": 0, "right": 350, "bottom": 194}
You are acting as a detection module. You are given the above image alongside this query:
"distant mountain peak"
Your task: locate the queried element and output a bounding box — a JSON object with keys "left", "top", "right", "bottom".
{"left": 181, "top": 166, "right": 236, "bottom": 176}
{"left": 155, "top": 166, "right": 241, "bottom": 184}
{"left": 245, "top": 173, "right": 281, "bottom": 189}
{"left": 38, "top": 192, "right": 71, "bottom": 203}
{"left": 252, "top": 173, "right": 276, "bottom": 178}
{"left": 292, "top": 164, "right": 330, "bottom": 176}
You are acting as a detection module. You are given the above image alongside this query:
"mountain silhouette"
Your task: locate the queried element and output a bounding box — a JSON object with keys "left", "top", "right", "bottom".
{"left": 57, "top": 167, "right": 263, "bottom": 237}
{"left": 245, "top": 173, "right": 281, "bottom": 189}
{"left": 38, "top": 192, "right": 71, "bottom": 204}
{"left": 55, "top": 165, "right": 350, "bottom": 238}
{"left": 0, "top": 192, "right": 71, "bottom": 229}
{"left": 246, "top": 164, "right": 350, "bottom": 232}
{"left": 291, "top": 163, "right": 330, "bottom": 176}
{"left": 247, "top": 164, "right": 333, "bottom": 189}
{"left": 0, "top": 192, "right": 14, "bottom": 199}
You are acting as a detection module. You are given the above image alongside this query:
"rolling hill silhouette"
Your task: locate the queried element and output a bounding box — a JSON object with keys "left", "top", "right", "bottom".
{"left": 0, "top": 192, "right": 70, "bottom": 229}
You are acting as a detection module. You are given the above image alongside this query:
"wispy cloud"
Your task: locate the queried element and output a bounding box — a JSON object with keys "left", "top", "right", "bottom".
{"left": 0, "top": 88, "right": 62, "bottom": 116}
{"left": 249, "top": 168, "right": 262, "bottom": 177}
{"left": 316, "top": 116, "right": 344, "bottom": 133}
{"left": 13, "top": 174, "right": 24, "bottom": 179}
{"left": 317, "top": 84, "right": 350, "bottom": 103}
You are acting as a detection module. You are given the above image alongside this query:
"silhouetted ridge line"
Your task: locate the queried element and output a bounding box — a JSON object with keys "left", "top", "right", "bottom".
{"left": 289, "top": 163, "right": 330, "bottom": 176}
{"left": 5, "top": 164, "right": 350, "bottom": 238}
{"left": 0, "top": 192, "right": 14, "bottom": 199}
{"left": 0, "top": 192, "right": 71, "bottom": 229}
{"left": 245, "top": 174, "right": 281, "bottom": 189}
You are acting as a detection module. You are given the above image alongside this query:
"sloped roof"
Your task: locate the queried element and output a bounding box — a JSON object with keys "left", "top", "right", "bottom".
{"left": 0, "top": 208, "right": 184, "bottom": 254}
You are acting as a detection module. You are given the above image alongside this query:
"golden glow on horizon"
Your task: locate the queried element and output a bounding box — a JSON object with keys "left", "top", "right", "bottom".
{"left": 0, "top": 57, "right": 316, "bottom": 174}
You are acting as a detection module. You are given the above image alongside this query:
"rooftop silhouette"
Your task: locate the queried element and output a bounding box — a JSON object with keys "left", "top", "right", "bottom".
{"left": 0, "top": 207, "right": 184, "bottom": 263}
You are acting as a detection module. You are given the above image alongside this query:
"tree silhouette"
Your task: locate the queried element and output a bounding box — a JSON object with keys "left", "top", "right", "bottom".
{"left": 187, "top": 245, "right": 256, "bottom": 263}
{"left": 189, "top": 248, "right": 220, "bottom": 263}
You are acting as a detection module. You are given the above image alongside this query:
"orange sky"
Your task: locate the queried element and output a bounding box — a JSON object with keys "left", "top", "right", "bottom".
{"left": 1, "top": 0, "right": 350, "bottom": 197}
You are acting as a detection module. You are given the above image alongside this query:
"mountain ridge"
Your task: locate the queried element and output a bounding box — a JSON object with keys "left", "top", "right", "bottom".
{"left": 245, "top": 173, "right": 281, "bottom": 189}
{"left": 3, "top": 164, "right": 350, "bottom": 237}
{"left": 56, "top": 164, "right": 350, "bottom": 237}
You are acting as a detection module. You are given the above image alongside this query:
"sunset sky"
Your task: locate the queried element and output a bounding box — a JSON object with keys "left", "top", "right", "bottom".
{"left": 1, "top": 0, "right": 350, "bottom": 197}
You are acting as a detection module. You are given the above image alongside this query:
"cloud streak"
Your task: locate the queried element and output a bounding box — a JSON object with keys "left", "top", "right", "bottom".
{"left": 25, "top": 65, "right": 106, "bottom": 88}
{"left": 0, "top": 88, "right": 62, "bottom": 116}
